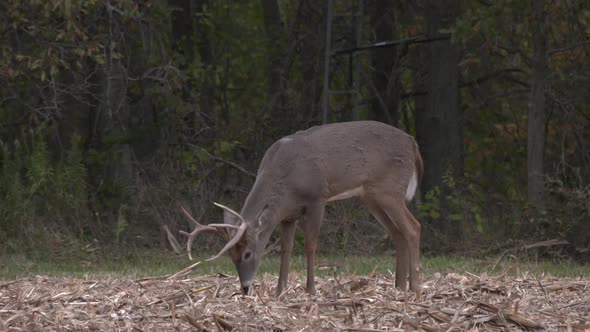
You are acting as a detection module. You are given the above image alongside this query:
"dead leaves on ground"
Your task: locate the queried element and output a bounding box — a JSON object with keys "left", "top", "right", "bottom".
{"left": 1, "top": 269, "right": 589, "bottom": 331}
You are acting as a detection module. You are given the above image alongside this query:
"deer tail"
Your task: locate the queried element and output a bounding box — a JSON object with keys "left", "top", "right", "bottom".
{"left": 414, "top": 140, "right": 424, "bottom": 185}
{"left": 405, "top": 139, "right": 423, "bottom": 201}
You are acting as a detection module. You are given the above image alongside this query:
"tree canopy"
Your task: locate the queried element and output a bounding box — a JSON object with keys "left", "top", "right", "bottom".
{"left": 0, "top": 0, "right": 588, "bottom": 259}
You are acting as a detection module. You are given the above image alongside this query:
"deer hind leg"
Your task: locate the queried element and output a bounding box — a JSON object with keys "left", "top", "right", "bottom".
{"left": 363, "top": 200, "right": 409, "bottom": 291}
{"left": 300, "top": 202, "right": 325, "bottom": 295}
{"left": 382, "top": 199, "right": 420, "bottom": 295}
{"left": 371, "top": 195, "right": 421, "bottom": 295}
{"left": 402, "top": 205, "right": 421, "bottom": 294}
{"left": 277, "top": 220, "right": 297, "bottom": 296}
{"left": 391, "top": 230, "right": 410, "bottom": 290}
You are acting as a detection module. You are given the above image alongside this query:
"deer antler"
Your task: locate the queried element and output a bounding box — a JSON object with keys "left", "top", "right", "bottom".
{"left": 207, "top": 203, "right": 248, "bottom": 261}
{"left": 179, "top": 204, "right": 248, "bottom": 261}
{"left": 179, "top": 206, "right": 218, "bottom": 260}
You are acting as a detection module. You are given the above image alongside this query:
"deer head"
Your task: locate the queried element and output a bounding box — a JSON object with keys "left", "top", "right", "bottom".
{"left": 181, "top": 203, "right": 268, "bottom": 293}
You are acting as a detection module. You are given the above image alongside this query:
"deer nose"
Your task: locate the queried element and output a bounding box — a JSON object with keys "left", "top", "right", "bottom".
{"left": 242, "top": 286, "right": 250, "bottom": 294}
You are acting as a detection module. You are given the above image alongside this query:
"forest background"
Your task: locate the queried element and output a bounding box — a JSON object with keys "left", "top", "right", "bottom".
{"left": 0, "top": 0, "right": 588, "bottom": 263}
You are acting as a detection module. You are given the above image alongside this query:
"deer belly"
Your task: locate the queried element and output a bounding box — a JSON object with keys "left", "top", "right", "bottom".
{"left": 326, "top": 186, "right": 364, "bottom": 202}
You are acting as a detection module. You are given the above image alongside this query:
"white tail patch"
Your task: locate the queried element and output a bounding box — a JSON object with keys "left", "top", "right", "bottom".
{"left": 405, "top": 170, "right": 418, "bottom": 201}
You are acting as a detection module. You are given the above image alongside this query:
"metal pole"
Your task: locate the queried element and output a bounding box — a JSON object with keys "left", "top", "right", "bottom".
{"left": 321, "top": 0, "right": 333, "bottom": 124}
{"left": 352, "top": 0, "right": 363, "bottom": 120}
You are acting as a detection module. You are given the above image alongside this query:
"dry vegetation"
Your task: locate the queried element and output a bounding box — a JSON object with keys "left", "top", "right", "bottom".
{"left": 1, "top": 262, "right": 589, "bottom": 331}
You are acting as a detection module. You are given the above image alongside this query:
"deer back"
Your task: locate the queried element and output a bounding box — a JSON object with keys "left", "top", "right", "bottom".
{"left": 254, "top": 121, "right": 418, "bottom": 204}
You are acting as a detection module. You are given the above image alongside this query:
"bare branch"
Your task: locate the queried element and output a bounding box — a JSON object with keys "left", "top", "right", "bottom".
{"left": 163, "top": 225, "right": 182, "bottom": 255}
{"left": 186, "top": 143, "right": 256, "bottom": 178}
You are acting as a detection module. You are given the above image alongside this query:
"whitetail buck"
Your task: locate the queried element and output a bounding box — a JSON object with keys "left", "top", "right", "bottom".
{"left": 181, "top": 121, "right": 423, "bottom": 296}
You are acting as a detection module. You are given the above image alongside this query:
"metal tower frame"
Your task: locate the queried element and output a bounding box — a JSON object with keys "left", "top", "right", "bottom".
{"left": 321, "top": 0, "right": 363, "bottom": 124}
{"left": 320, "top": 1, "right": 449, "bottom": 124}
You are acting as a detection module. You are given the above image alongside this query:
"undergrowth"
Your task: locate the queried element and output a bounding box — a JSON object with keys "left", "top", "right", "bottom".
{"left": 1, "top": 251, "right": 588, "bottom": 281}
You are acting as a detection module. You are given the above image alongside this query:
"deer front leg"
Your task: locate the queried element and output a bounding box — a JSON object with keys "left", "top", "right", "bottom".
{"left": 277, "top": 220, "right": 297, "bottom": 296}
{"left": 301, "top": 203, "right": 325, "bottom": 295}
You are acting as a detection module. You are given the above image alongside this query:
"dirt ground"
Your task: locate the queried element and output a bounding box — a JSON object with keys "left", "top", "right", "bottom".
{"left": 1, "top": 263, "right": 589, "bottom": 331}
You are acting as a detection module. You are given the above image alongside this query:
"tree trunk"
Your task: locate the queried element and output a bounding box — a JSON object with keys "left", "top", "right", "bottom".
{"left": 170, "top": 0, "right": 219, "bottom": 124}
{"left": 297, "top": 0, "right": 323, "bottom": 125}
{"left": 415, "top": 0, "right": 463, "bottom": 247}
{"left": 261, "top": 0, "right": 285, "bottom": 136}
{"left": 418, "top": 0, "right": 463, "bottom": 193}
{"left": 370, "top": 0, "right": 400, "bottom": 126}
{"left": 527, "top": 0, "right": 548, "bottom": 210}
{"left": 88, "top": 59, "right": 132, "bottom": 240}
{"left": 170, "top": 0, "right": 195, "bottom": 60}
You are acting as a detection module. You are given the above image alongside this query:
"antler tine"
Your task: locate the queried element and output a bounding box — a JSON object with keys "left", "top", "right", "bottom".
{"left": 206, "top": 202, "right": 249, "bottom": 261}
{"left": 206, "top": 221, "right": 248, "bottom": 261}
{"left": 207, "top": 223, "right": 241, "bottom": 230}
{"left": 213, "top": 202, "right": 247, "bottom": 225}
{"left": 179, "top": 206, "right": 218, "bottom": 260}
{"left": 180, "top": 206, "right": 208, "bottom": 229}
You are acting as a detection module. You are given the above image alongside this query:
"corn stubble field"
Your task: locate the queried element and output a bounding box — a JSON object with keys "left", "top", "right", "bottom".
{"left": 1, "top": 261, "right": 589, "bottom": 332}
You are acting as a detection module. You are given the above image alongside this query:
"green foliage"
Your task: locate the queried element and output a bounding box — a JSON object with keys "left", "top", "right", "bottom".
{"left": 214, "top": 140, "right": 241, "bottom": 159}
{"left": 0, "top": 0, "right": 587, "bottom": 260}
{"left": 418, "top": 168, "right": 485, "bottom": 234}
{"left": 52, "top": 134, "right": 89, "bottom": 237}
{"left": 115, "top": 204, "right": 129, "bottom": 246}
{"left": 452, "top": 0, "right": 589, "bottom": 248}
{"left": 0, "top": 132, "right": 54, "bottom": 249}
{"left": 26, "top": 131, "right": 53, "bottom": 199}
{"left": 418, "top": 186, "right": 441, "bottom": 220}
{"left": 0, "top": 141, "right": 25, "bottom": 244}
{"left": 537, "top": 178, "right": 590, "bottom": 257}
{"left": 0, "top": 131, "right": 90, "bottom": 255}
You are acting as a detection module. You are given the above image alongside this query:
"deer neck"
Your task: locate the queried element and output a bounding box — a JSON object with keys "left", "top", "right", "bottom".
{"left": 239, "top": 177, "right": 285, "bottom": 251}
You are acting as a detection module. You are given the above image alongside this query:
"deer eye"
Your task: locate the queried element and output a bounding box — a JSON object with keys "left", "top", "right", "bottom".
{"left": 243, "top": 251, "right": 252, "bottom": 260}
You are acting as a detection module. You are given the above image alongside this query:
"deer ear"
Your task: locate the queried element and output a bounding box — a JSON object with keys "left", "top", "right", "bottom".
{"left": 256, "top": 206, "right": 269, "bottom": 230}
{"left": 257, "top": 214, "right": 263, "bottom": 229}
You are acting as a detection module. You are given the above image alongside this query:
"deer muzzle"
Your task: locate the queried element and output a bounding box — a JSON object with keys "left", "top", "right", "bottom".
{"left": 236, "top": 255, "right": 260, "bottom": 295}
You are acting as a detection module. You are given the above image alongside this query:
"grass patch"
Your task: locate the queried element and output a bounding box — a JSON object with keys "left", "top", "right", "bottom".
{"left": 1, "top": 252, "right": 588, "bottom": 280}
{"left": 0, "top": 253, "right": 188, "bottom": 279}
